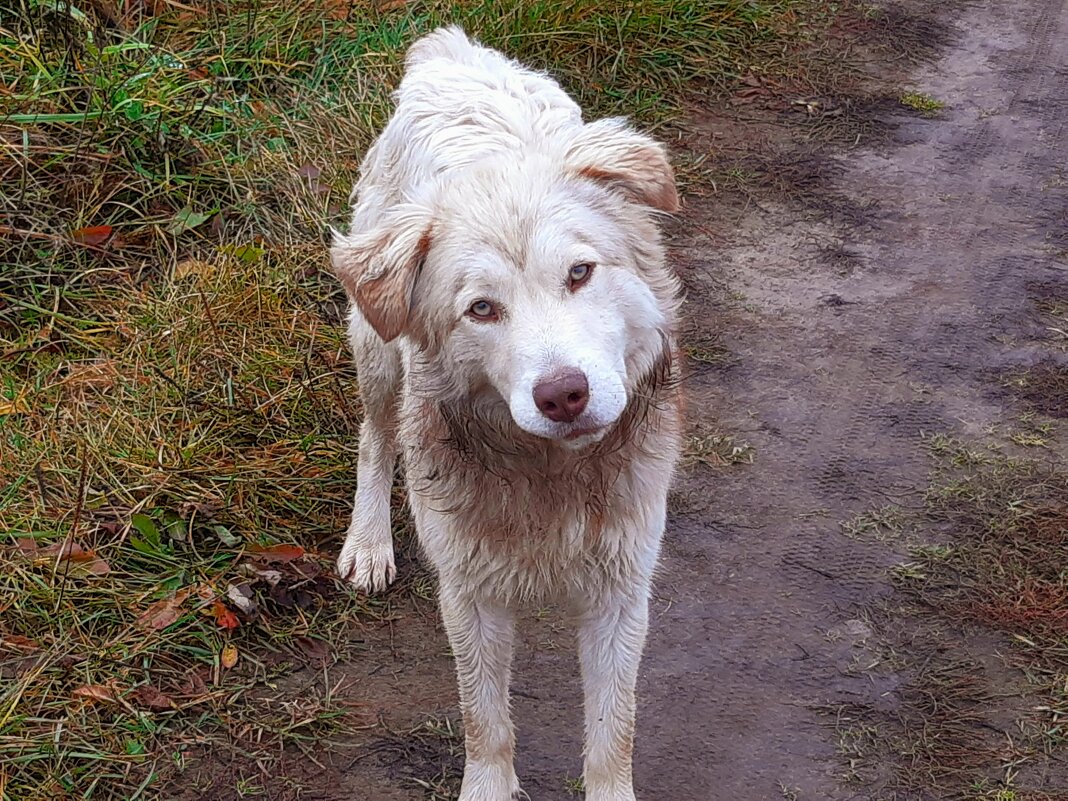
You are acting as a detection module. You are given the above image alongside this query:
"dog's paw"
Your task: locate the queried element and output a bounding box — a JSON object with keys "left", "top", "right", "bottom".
{"left": 337, "top": 538, "right": 396, "bottom": 593}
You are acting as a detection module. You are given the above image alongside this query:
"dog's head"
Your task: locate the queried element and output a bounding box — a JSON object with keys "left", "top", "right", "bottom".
{"left": 332, "top": 119, "right": 679, "bottom": 446}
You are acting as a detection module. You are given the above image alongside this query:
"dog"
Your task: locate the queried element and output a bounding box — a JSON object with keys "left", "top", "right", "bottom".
{"left": 330, "top": 27, "right": 682, "bottom": 801}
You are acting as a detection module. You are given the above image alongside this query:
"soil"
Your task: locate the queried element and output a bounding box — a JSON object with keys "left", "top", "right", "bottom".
{"left": 170, "top": 1, "right": 1068, "bottom": 798}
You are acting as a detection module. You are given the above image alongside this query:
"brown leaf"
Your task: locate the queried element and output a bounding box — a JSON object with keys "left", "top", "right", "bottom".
{"left": 3, "top": 634, "right": 41, "bottom": 651}
{"left": 211, "top": 601, "right": 240, "bottom": 630}
{"left": 178, "top": 499, "right": 222, "bottom": 519}
{"left": 72, "top": 684, "right": 118, "bottom": 704}
{"left": 247, "top": 543, "right": 305, "bottom": 563}
{"left": 225, "top": 582, "right": 257, "bottom": 615}
{"left": 221, "top": 643, "right": 239, "bottom": 669}
{"left": 178, "top": 668, "right": 209, "bottom": 697}
{"left": 15, "top": 538, "right": 38, "bottom": 555}
{"left": 133, "top": 685, "right": 175, "bottom": 711}
{"left": 293, "top": 636, "right": 332, "bottom": 667}
{"left": 37, "top": 542, "right": 111, "bottom": 576}
{"left": 70, "top": 225, "right": 113, "bottom": 246}
{"left": 96, "top": 520, "right": 122, "bottom": 536}
{"left": 136, "top": 588, "right": 192, "bottom": 630}
{"left": 173, "top": 259, "right": 215, "bottom": 281}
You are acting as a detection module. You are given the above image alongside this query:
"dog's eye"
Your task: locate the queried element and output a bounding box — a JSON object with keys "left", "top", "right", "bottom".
{"left": 467, "top": 300, "right": 499, "bottom": 321}
{"left": 568, "top": 262, "right": 594, "bottom": 289}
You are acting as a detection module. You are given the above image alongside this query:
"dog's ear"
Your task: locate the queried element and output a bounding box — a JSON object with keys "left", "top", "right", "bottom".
{"left": 564, "top": 118, "right": 679, "bottom": 213}
{"left": 330, "top": 205, "right": 433, "bottom": 342}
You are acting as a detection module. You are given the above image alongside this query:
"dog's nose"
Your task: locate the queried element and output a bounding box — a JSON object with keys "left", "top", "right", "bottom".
{"left": 533, "top": 370, "right": 589, "bottom": 423}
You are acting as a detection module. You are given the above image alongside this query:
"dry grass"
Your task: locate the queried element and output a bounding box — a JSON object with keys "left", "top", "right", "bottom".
{"left": 0, "top": 1, "right": 833, "bottom": 797}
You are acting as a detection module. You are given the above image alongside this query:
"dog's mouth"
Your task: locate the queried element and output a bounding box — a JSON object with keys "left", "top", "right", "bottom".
{"left": 556, "top": 423, "right": 612, "bottom": 449}
{"left": 564, "top": 425, "right": 604, "bottom": 440}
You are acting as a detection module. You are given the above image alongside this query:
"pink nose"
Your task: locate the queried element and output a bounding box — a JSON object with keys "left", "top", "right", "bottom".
{"left": 533, "top": 370, "right": 589, "bottom": 423}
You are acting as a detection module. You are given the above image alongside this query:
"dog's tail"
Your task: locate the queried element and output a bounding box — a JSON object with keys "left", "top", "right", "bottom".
{"left": 405, "top": 26, "right": 481, "bottom": 69}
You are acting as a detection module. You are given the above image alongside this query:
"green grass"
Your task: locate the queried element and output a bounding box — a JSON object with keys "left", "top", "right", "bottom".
{"left": 0, "top": 1, "right": 833, "bottom": 797}
{"left": 899, "top": 90, "right": 945, "bottom": 116}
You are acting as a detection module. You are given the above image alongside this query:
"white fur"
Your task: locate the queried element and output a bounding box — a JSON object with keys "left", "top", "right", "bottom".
{"left": 331, "top": 27, "right": 682, "bottom": 801}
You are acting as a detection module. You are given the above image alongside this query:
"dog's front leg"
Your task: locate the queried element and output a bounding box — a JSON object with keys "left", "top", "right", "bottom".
{"left": 439, "top": 587, "right": 520, "bottom": 801}
{"left": 337, "top": 411, "right": 397, "bottom": 592}
{"left": 577, "top": 586, "right": 650, "bottom": 801}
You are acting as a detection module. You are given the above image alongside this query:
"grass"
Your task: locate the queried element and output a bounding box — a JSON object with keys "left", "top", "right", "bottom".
{"left": 837, "top": 427, "right": 1068, "bottom": 799}
{"left": 899, "top": 90, "right": 946, "bottom": 116}
{"left": 0, "top": 1, "right": 831, "bottom": 798}
{"left": 683, "top": 430, "right": 755, "bottom": 468}
{"left": 913, "top": 431, "right": 1068, "bottom": 668}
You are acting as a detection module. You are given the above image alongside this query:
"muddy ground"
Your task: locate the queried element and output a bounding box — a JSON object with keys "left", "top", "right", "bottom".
{"left": 171, "top": 1, "right": 1068, "bottom": 799}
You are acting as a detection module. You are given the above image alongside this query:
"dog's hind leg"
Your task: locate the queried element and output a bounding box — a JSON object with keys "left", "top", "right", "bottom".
{"left": 438, "top": 586, "right": 521, "bottom": 801}
{"left": 337, "top": 333, "right": 401, "bottom": 592}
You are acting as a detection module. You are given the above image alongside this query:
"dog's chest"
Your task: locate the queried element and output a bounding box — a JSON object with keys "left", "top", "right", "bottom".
{"left": 407, "top": 454, "right": 649, "bottom": 601}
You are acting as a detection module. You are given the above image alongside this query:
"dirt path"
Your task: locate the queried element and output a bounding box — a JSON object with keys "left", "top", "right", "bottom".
{"left": 184, "top": 2, "right": 1067, "bottom": 798}
{"left": 514, "top": 1, "right": 1068, "bottom": 798}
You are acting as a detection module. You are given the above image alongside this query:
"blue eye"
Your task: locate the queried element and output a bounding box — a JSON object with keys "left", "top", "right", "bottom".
{"left": 467, "top": 300, "right": 498, "bottom": 320}
{"left": 568, "top": 262, "right": 594, "bottom": 288}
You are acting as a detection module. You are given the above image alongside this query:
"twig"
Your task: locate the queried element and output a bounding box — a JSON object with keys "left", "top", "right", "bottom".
{"left": 54, "top": 446, "right": 90, "bottom": 614}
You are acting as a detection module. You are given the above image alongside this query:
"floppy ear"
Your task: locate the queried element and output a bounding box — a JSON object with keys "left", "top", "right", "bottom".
{"left": 330, "top": 205, "right": 433, "bottom": 343}
{"left": 564, "top": 118, "right": 679, "bottom": 213}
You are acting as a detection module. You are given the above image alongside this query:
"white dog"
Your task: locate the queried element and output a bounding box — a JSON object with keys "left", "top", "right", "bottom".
{"left": 331, "top": 27, "right": 682, "bottom": 801}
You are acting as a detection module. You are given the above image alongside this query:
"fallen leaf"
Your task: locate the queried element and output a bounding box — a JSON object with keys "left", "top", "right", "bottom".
{"left": 37, "top": 541, "right": 111, "bottom": 576}
{"left": 173, "top": 258, "right": 215, "bottom": 280}
{"left": 178, "top": 668, "right": 209, "bottom": 697}
{"left": 247, "top": 543, "right": 305, "bottom": 563}
{"left": 293, "top": 636, "right": 332, "bottom": 667}
{"left": 136, "top": 588, "right": 192, "bottom": 630}
{"left": 14, "top": 538, "right": 38, "bottom": 555}
{"left": 268, "top": 581, "right": 295, "bottom": 608}
{"left": 212, "top": 524, "right": 241, "bottom": 547}
{"left": 132, "top": 685, "right": 175, "bottom": 711}
{"left": 166, "top": 206, "right": 213, "bottom": 235}
{"left": 96, "top": 519, "right": 122, "bottom": 536}
{"left": 221, "top": 643, "right": 239, "bottom": 669}
{"left": 70, "top": 225, "right": 113, "bottom": 246}
{"left": 73, "top": 684, "right": 119, "bottom": 704}
{"left": 219, "top": 242, "right": 265, "bottom": 264}
{"left": 211, "top": 601, "right": 240, "bottom": 630}
{"left": 3, "top": 634, "right": 41, "bottom": 651}
{"left": 225, "top": 582, "right": 257, "bottom": 616}
{"left": 0, "top": 397, "right": 30, "bottom": 416}
{"left": 178, "top": 499, "right": 223, "bottom": 519}
{"left": 238, "top": 562, "right": 283, "bottom": 586}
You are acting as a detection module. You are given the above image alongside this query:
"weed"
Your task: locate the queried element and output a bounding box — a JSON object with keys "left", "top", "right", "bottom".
{"left": 683, "top": 431, "right": 755, "bottom": 468}
{"left": 899, "top": 91, "right": 946, "bottom": 117}
{"left": 841, "top": 505, "right": 905, "bottom": 541}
